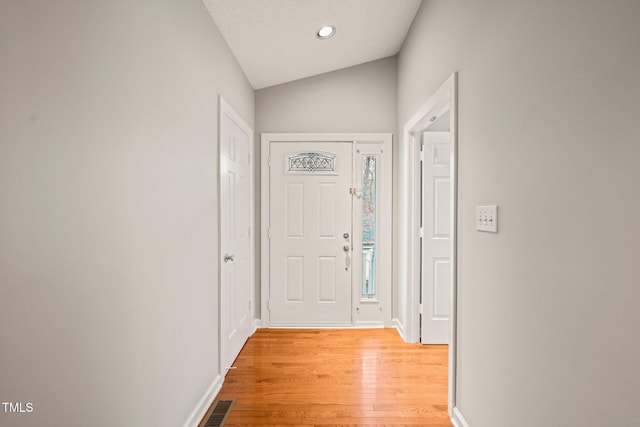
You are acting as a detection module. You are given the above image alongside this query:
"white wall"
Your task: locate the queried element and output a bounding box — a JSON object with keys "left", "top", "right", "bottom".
{"left": 398, "top": 0, "right": 640, "bottom": 426}
{"left": 0, "top": 1, "right": 254, "bottom": 426}
{"left": 255, "top": 57, "right": 398, "bottom": 318}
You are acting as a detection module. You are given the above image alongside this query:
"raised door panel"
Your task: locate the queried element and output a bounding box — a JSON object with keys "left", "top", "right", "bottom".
{"left": 318, "top": 256, "right": 337, "bottom": 302}
{"left": 318, "top": 183, "right": 336, "bottom": 238}
{"left": 286, "top": 256, "right": 304, "bottom": 302}
{"left": 432, "top": 177, "right": 451, "bottom": 238}
{"left": 286, "top": 183, "right": 305, "bottom": 238}
{"left": 432, "top": 258, "right": 451, "bottom": 319}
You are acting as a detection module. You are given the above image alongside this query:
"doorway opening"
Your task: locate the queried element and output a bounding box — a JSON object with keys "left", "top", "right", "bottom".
{"left": 400, "top": 73, "right": 458, "bottom": 417}
{"left": 419, "top": 112, "right": 453, "bottom": 344}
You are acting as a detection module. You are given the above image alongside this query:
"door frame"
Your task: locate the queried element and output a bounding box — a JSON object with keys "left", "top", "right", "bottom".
{"left": 260, "top": 133, "right": 392, "bottom": 328}
{"left": 218, "top": 96, "right": 255, "bottom": 374}
{"left": 399, "top": 73, "right": 458, "bottom": 415}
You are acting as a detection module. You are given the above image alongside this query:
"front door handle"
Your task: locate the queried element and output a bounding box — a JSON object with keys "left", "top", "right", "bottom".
{"left": 224, "top": 253, "right": 235, "bottom": 263}
{"left": 343, "top": 245, "right": 350, "bottom": 252}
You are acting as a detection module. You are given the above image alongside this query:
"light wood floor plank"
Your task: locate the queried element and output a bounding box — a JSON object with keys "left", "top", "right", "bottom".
{"left": 200, "top": 328, "right": 450, "bottom": 427}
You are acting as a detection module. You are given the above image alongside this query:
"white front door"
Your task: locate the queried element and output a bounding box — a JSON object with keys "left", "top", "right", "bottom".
{"left": 269, "top": 142, "right": 353, "bottom": 326}
{"left": 421, "top": 131, "right": 451, "bottom": 343}
{"left": 220, "top": 98, "right": 253, "bottom": 372}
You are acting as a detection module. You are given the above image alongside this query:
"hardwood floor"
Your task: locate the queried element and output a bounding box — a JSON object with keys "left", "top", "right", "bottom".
{"left": 201, "top": 328, "right": 451, "bottom": 427}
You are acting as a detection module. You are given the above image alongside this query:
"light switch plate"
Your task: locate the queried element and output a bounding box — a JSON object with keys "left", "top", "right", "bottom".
{"left": 476, "top": 205, "right": 498, "bottom": 232}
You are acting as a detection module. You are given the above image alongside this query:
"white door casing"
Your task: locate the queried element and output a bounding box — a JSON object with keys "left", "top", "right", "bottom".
{"left": 268, "top": 142, "right": 353, "bottom": 326}
{"left": 421, "top": 131, "right": 451, "bottom": 344}
{"left": 261, "top": 133, "right": 392, "bottom": 329}
{"left": 219, "top": 97, "right": 253, "bottom": 373}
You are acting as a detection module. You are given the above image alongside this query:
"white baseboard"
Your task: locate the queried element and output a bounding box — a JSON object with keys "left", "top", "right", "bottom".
{"left": 182, "top": 374, "right": 223, "bottom": 427}
{"left": 392, "top": 318, "right": 405, "bottom": 340}
{"left": 268, "top": 320, "right": 353, "bottom": 328}
{"left": 251, "top": 319, "right": 261, "bottom": 335}
{"left": 353, "top": 320, "right": 385, "bottom": 328}
{"left": 451, "top": 406, "right": 470, "bottom": 427}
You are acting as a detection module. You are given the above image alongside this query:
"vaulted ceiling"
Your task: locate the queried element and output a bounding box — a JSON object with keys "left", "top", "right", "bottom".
{"left": 203, "top": 0, "right": 422, "bottom": 89}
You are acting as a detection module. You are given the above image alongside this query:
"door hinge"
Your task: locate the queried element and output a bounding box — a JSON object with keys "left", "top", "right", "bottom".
{"left": 419, "top": 304, "right": 423, "bottom": 315}
{"left": 268, "top": 157, "right": 271, "bottom": 167}
{"left": 267, "top": 228, "right": 271, "bottom": 239}
{"left": 267, "top": 300, "right": 271, "bottom": 310}
{"left": 419, "top": 227, "right": 424, "bottom": 238}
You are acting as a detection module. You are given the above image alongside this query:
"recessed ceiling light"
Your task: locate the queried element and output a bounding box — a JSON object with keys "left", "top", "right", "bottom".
{"left": 317, "top": 25, "right": 336, "bottom": 40}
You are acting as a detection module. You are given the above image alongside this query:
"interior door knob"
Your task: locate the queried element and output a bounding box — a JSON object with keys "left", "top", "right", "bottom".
{"left": 224, "top": 253, "right": 235, "bottom": 263}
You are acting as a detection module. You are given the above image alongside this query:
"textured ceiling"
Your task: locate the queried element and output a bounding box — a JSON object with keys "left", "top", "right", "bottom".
{"left": 203, "top": 0, "right": 422, "bottom": 89}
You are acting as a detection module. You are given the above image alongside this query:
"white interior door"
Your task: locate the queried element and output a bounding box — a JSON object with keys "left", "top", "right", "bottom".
{"left": 421, "top": 131, "right": 451, "bottom": 343}
{"left": 220, "top": 98, "right": 252, "bottom": 372}
{"left": 269, "top": 142, "right": 353, "bottom": 326}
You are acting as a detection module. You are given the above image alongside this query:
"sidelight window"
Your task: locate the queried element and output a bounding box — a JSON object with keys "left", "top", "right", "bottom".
{"left": 361, "top": 155, "right": 378, "bottom": 300}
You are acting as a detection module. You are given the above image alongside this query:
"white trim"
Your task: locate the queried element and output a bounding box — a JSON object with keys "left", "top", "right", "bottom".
{"left": 260, "top": 134, "right": 270, "bottom": 328}
{"left": 451, "top": 407, "right": 470, "bottom": 427}
{"left": 269, "top": 324, "right": 388, "bottom": 330}
{"left": 261, "top": 133, "right": 392, "bottom": 328}
{"left": 269, "top": 320, "right": 353, "bottom": 328}
{"left": 251, "top": 319, "right": 261, "bottom": 335}
{"left": 269, "top": 325, "right": 360, "bottom": 329}
{"left": 353, "top": 320, "right": 385, "bottom": 328}
{"left": 392, "top": 318, "right": 405, "bottom": 340}
{"left": 400, "top": 73, "right": 458, "bottom": 415}
{"left": 263, "top": 132, "right": 388, "bottom": 142}
{"left": 181, "top": 374, "right": 223, "bottom": 427}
